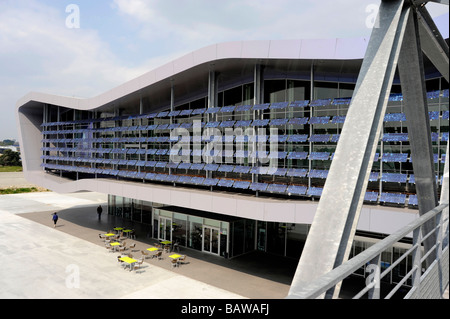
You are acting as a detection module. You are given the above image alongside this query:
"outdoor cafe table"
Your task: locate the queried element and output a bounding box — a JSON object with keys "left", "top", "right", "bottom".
{"left": 104, "top": 233, "right": 115, "bottom": 237}
{"left": 147, "top": 247, "right": 159, "bottom": 252}
{"left": 161, "top": 240, "right": 171, "bottom": 245}
{"left": 169, "top": 254, "right": 181, "bottom": 259}
{"left": 119, "top": 256, "right": 137, "bottom": 271}
{"left": 123, "top": 229, "right": 132, "bottom": 237}
{"left": 114, "top": 227, "right": 123, "bottom": 233}
{"left": 110, "top": 242, "right": 121, "bottom": 251}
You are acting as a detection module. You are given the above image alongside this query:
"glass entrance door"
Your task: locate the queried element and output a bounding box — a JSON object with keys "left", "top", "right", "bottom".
{"left": 203, "top": 226, "right": 220, "bottom": 255}
{"left": 159, "top": 217, "right": 172, "bottom": 242}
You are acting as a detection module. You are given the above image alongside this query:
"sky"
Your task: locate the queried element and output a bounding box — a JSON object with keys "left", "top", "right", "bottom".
{"left": 1, "top": 0, "right": 448, "bottom": 141}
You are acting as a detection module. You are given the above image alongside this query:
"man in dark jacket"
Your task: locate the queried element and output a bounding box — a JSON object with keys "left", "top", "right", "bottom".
{"left": 97, "top": 205, "right": 103, "bottom": 220}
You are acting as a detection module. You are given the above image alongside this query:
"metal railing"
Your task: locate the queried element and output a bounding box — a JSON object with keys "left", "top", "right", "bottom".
{"left": 287, "top": 202, "right": 449, "bottom": 299}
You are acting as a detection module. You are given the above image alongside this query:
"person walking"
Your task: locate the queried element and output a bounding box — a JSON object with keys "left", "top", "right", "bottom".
{"left": 97, "top": 205, "right": 103, "bottom": 220}
{"left": 52, "top": 212, "right": 59, "bottom": 227}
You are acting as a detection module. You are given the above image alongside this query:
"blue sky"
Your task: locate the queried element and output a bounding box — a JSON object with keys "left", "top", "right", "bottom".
{"left": 1, "top": 0, "right": 448, "bottom": 141}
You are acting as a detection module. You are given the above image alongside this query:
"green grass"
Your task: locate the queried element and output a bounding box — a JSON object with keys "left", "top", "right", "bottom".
{"left": 0, "top": 187, "right": 40, "bottom": 195}
{"left": 0, "top": 166, "right": 23, "bottom": 172}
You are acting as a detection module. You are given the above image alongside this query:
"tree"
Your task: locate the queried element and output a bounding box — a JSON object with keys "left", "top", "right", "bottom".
{"left": 0, "top": 149, "right": 22, "bottom": 166}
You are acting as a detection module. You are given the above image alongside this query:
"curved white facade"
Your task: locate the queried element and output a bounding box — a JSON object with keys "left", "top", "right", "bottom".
{"left": 16, "top": 34, "right": 448, "bottom": 237}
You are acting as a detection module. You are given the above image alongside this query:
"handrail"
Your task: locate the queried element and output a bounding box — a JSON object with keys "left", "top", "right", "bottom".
{"left": 287, "top": 202, "right": 449, "bottom": 299}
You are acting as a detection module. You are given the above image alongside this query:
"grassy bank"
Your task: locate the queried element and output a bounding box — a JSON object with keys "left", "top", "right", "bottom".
{"left": 0, "top": 187, "right": 49, "bottom": 195}
{"left": 0, "top": 166, "right": 23, "bottom": 172}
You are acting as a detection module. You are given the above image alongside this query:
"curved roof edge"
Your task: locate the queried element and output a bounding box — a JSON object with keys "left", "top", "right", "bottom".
{"left": 16, "top": 37, "right": 369, "bottom": 112}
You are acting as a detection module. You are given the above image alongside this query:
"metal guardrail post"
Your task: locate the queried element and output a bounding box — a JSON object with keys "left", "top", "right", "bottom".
{"left": 411, "top": 227, "right": 423, "bottom": 298}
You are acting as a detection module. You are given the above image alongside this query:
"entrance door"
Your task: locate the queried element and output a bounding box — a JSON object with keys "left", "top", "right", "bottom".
{"left": 203, "top": 226, "right": 220, "bottom": 255}
{"left": 159, "top": 217, "right": 172, "bottom": 242}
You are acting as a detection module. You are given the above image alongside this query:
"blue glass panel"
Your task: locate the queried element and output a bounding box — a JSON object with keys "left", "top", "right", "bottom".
{"left": 168, "top": 110, "right": 181, "bottom": 117}
{"left": 220, "top": 106, "right": 236, "bottom": 113}
{"left": 384, "top": 113, "right": 406, "bottom": 122}
{"left": 156, "top": 124, "right": 169, "bottom": 130}
{"left": 235, "top": 120, "right": 252, "bottom": 127}
{"left": 179, "top": 109, "right": 193, "bottom": 116}
{"left": 220, "top": 120, "right": 235, "bottom": 128}
{"left": 380, "top": 192, "right": 406, "bottom": 204}
{"left": 233, "top": 166, "right": 251, "bottom": 174}
{"left": 382, "top": 133, "right": 408, "bottom": 142}
{"left": 168, "top": 123, "right": 181, "bottom": 129}
{"left": 333, "top": 97, "right": 352, "bottom": 105}
{"left": 252, "top": 119, "right": 270, "bottom": 126}
{"left": 156, "top": 149, "right": 168, "bottom": 155}
{"left": 147, "top": 124, "right": 158, "bottom": 130}
{"left": 330, "top": 134, "right": 340, "bottom": 142}
{"left": 145, "top": 161, "right": 157, "bottom": 167}
{"left": 233, "top": 181, "right": 251, "bottom": 189}
{"left": 364, "top": 192, "right": 378, "bottom": 202}
{"left": 166, "top": 162, "right": 179, "bottom": 169}
{"left": 203, "top": 178, "right": 219, "bottom": 186}
{"left": 389, "top": 93, "right": 403, "bottom": 101}
{"left": 154, "top": 161, "right": 167, "bottom": 168}
{"left": 309, "top": 116, "right": 330, "bottom": 124}
{"left": 307, "top": 187, "right": 323, "bottom": 196}
{"left": 164, "top": 174, "right": 178, "bottom": 182}
{"left": 191, "top": 176, "right": 205, "bottom": 185}
{"left": 309, "top": 169, "right": 329, "bottom": 179}
{"left": 287, "top": 185, "right": 307, "bottom": 195}
{"left": 269, "top": 135, "right": 288, "bottom": 142}
{"left": 206, "top": 107, "right": 221, "bottom": 114}
{"left": 268, "top": 151, "right": 287, "bottom": 159}
{"left": 217, "top": 165, "right": 234, "bottom": 173}
{"left": 289, "top": 100, "right": 309, "bottom": 108}
{"left": 310, "top": 99, "right": 331, "bottom": 107}
{"left": 288, "top": 135, "right": 308, "bottom": 143}
{"left": 288, "top": 117, "right": 309, "bottom": 125}
{"left": 267, "top": 167, "right": 288, "bottom": 176}
{"left": 270, "top": 102, "right": 289, "bottom": 109}
{"left": 205, "top": 121, "right": 220, "bottom": 128}
{"left": 180, "top": 122, "right": 193, "bottom": 129}
{"left": 286, "top": 168, "right": 308, "bottom": 177}
{"left": 157, "top": 111, "right": 169, "bottom": 118}
{"left": 369, "top": 172, "right": 379, "bottom": 181}
{"left": 382, "top": 153, "right": 408, "bottom": 162}
{"left": 408, "top": 195, "right": 418, "bottom": 206}
{"left": 250, "top": 182, "right": 268, "bottom": 191}
{"left": 287, "top": 152, "right": 308, "bottom": 160}
{"left": 190, "top": 163, "right": 205, "bottom": 170}
{"left": 270, "top": 118, "right": 289, "bottom": 126}
{"left": 442, "top": 110, "right": 449, "bottom": 120}
{"left": 235, "top": 105, "right": 252, "bottom": 112}
{"left": 177, "top": 162, "right": 191, "bottom": 170}
{"left": 309, "top": 152, "right": 330, "bottom": 160}
{"left": 252, "top": 103, "right": 270, "bottom": 111}
{"left": 218, "top": 179, "right": 234, "bottom": 187}
{"left": 381, "top": 173, "right": 407, "bottom": 183}
{"left": 204, "top": 163, "right": 219, "bottom": 171}
{"left": 146, "top": 149, "right": 157, "bottom": 155}
{"left": 176, "top": 175, "right": 192, "bottom": 183}
{"left": 309, "top": 134, "right": 330, "bottom": 143}
{"left": 266, "top": 183, "right": 287, "bottom": 193}
{"left": 192, "top": 108, "right": 206, "bottom": 115}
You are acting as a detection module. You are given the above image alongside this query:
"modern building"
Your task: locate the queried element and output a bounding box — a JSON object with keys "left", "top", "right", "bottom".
{"left": 16, "top": 16, "right": 448, "bottom": 286}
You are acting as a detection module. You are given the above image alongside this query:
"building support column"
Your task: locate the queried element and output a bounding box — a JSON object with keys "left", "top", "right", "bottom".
{"left": 288, "top": 0, "right": 409, "bottom": 299}
{"left": 398, "top": 8, "right": 438, "bottom": 268}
